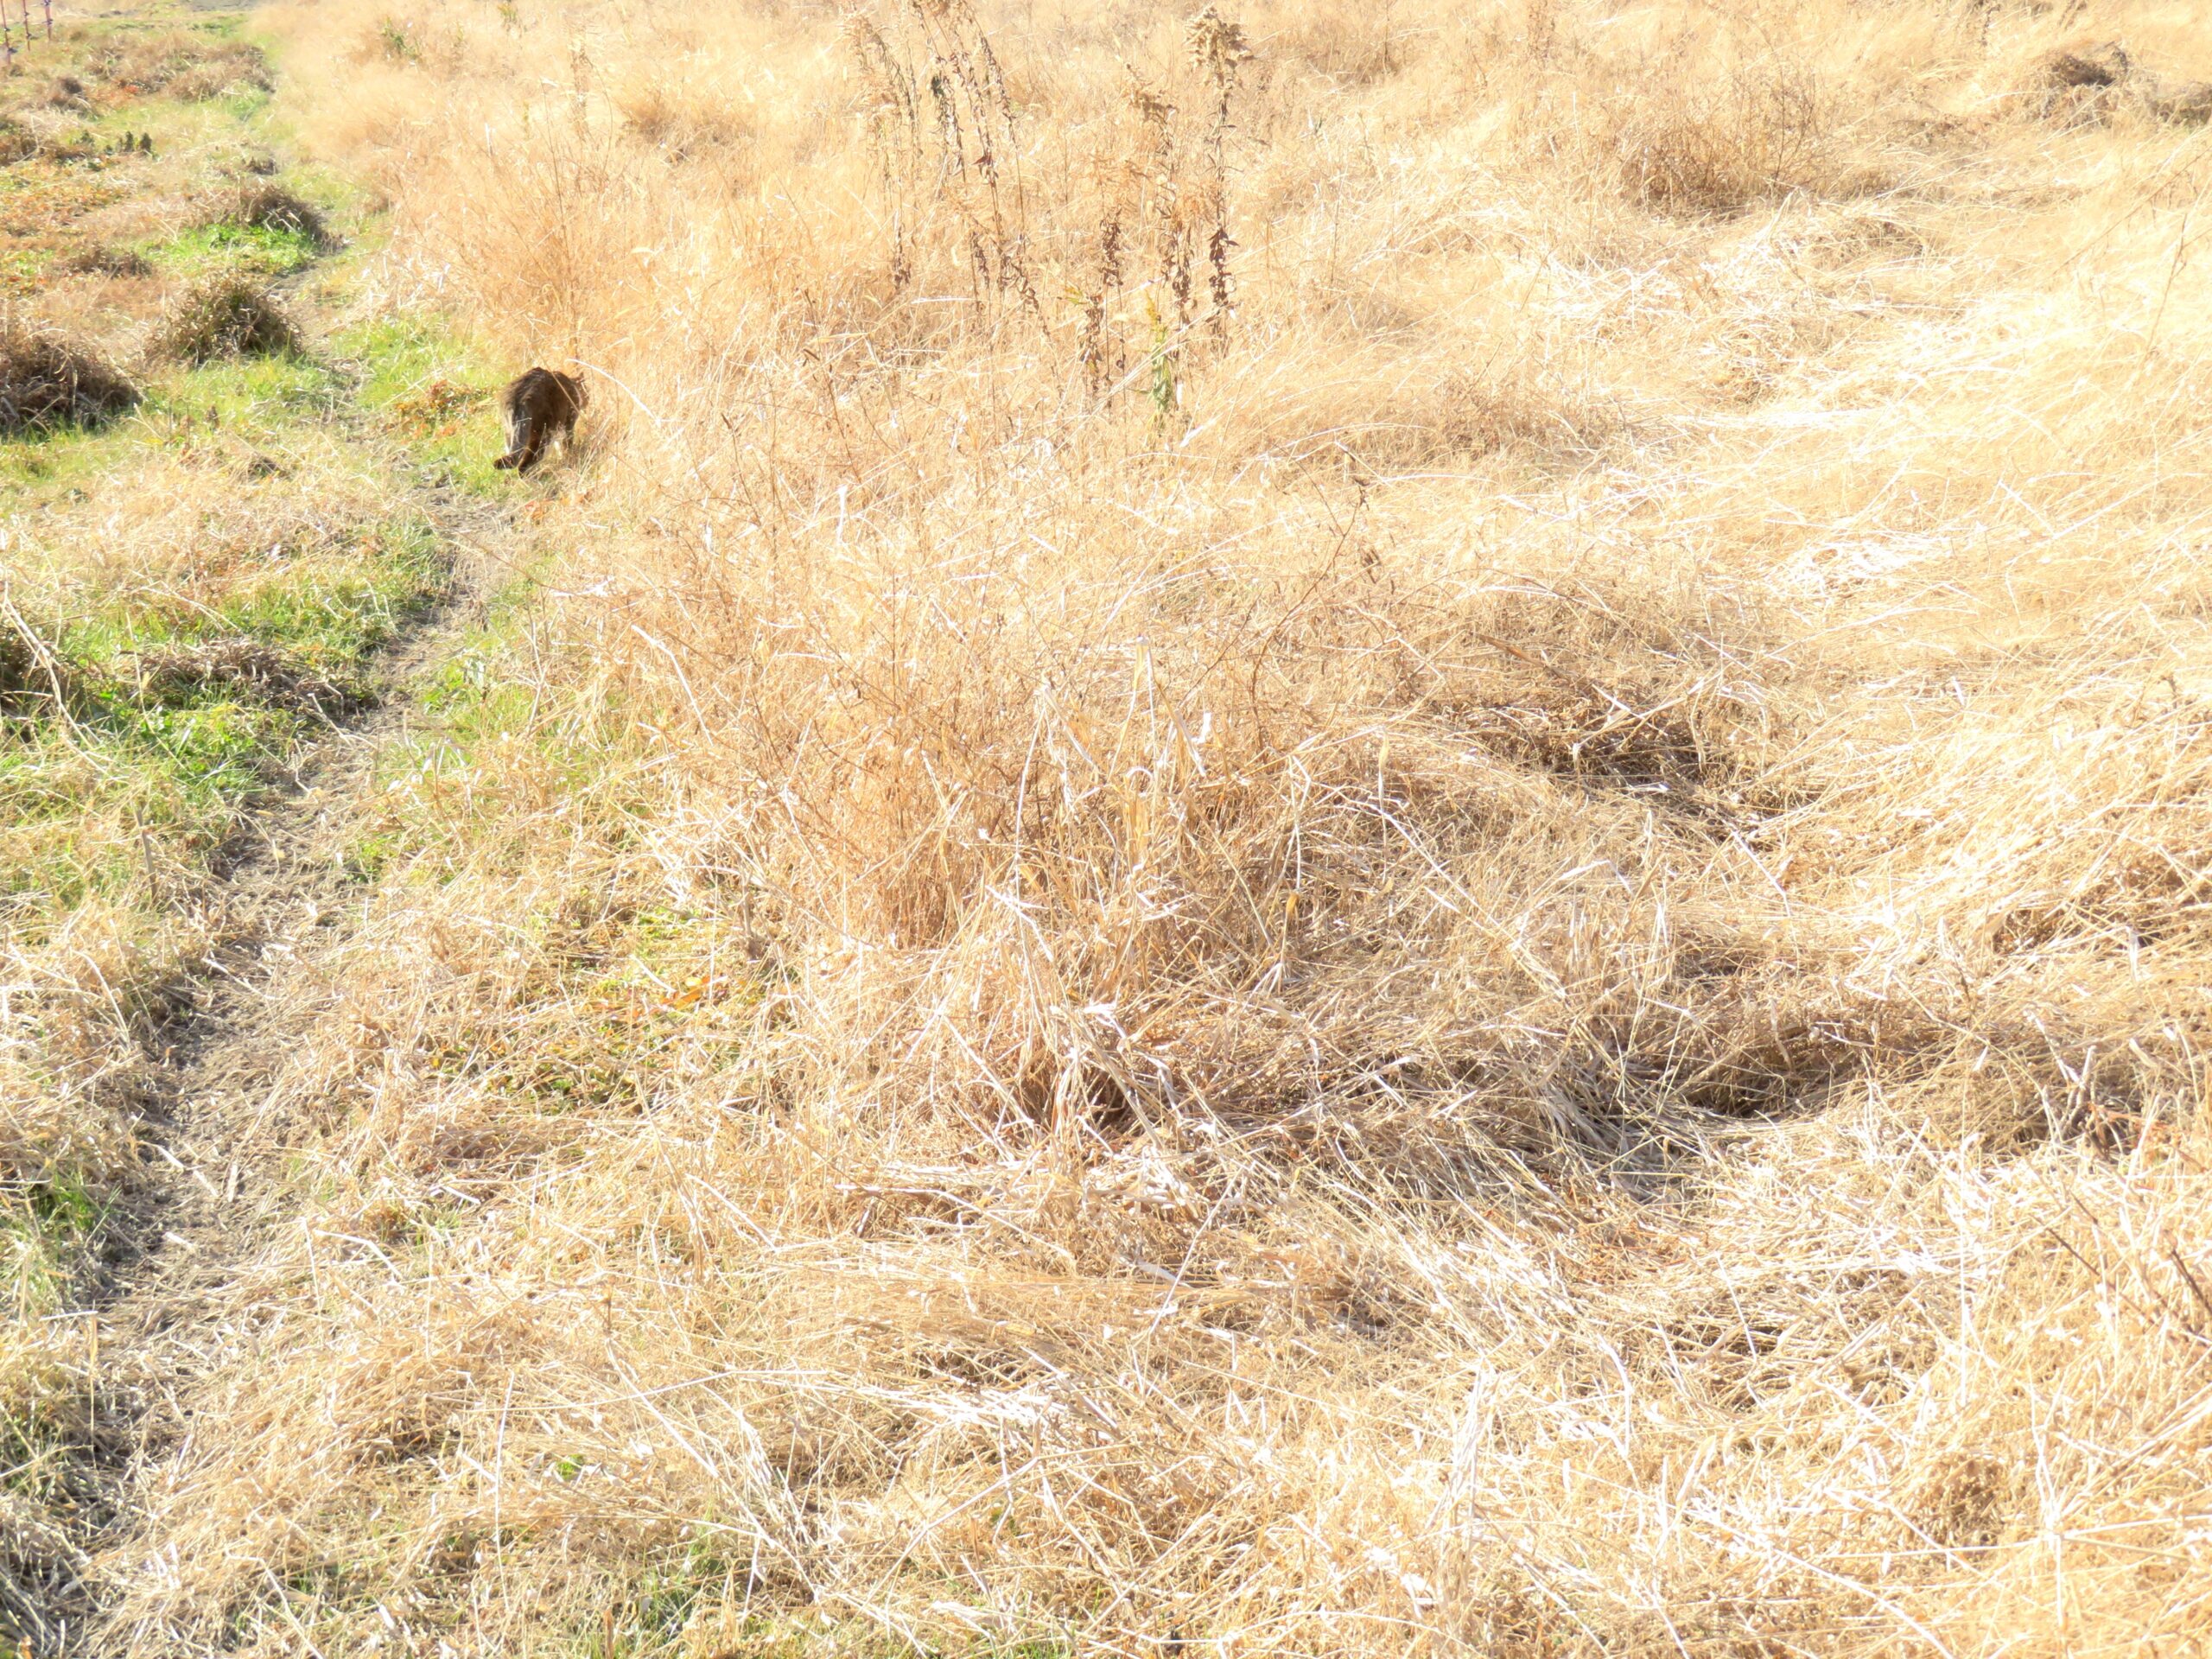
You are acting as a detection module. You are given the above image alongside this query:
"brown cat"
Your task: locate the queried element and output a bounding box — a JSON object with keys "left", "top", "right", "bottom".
{"left": 493, "top": 366, "right": 587, "bottom": 474}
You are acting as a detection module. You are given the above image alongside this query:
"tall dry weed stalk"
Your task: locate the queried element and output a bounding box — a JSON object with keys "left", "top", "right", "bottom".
{"left": 1075, "top": 11, "right": 1249, "bottom": 404}
{"left": 845, "top": 0, "right": 1036, "bottom": 311}
{"left": 1189, "top": 3, "right": 1252, "bottom": 342}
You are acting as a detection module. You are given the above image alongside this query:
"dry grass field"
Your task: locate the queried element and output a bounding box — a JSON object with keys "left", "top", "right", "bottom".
{"left": 8, "top": 0, "right": 2212, "bottom": 1653}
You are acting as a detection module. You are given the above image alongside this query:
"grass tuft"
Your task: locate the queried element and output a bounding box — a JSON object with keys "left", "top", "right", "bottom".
{"left": 0, "top": 328, "right": 139, "bottom": 435}
{"left": 1599, "top": 59, "right": 1835, "bottom": 213}
{"left": 194, "top": 181, "right": 335, "bottom": 251}
{"left": 150, "top": 276, "right": 302, "bottom": 364}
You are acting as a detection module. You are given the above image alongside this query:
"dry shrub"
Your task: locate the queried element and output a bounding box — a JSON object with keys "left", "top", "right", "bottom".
{"left": 1063, "top": 13, "right": 1253, "bottom": 393}
{"left": 1599, "top": 58, "right": 1834, "bottom": 213}
{"left": 195, "top": 181, "right": 335, "bottom": 249}
{"left": 0, "top": 328, "right": 139, "bottom": 434}
{"left": 843, "top": 0, "right": 1041, "bottom": 311}
{"left": 150, "top": 276, "right": 301, "bottom": 364}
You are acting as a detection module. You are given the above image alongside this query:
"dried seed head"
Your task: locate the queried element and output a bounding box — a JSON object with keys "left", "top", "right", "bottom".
{"left": 1126, "top": 80, "right": 1174, "bottom": 130}
{"left": 839, "top": 13, "right": 882, "bottom": 56}
{"left": 1185, "top": 6, "right": 1250, "bottom": 82}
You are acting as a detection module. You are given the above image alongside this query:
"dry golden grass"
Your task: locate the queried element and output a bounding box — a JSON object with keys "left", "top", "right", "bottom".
{"left": 67, "top": 0, "right": 2212, "bottom": 1653}
{"left": 84, "top": 28, "right": 270, "bottom": 104}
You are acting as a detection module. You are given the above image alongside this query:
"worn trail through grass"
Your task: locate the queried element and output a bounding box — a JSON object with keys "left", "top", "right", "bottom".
{"left": 0, "top": 6, "right": 531, "bottom": 1648}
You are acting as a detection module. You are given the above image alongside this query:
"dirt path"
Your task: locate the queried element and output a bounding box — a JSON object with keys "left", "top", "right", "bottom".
{"left": 0, "top": 11, "right": 543, "bottom": 1646}
{"left": 20, "top": 480, "right": 510, "bottom": 1655}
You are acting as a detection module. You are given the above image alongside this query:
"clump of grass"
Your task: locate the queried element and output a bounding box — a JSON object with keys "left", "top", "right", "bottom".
{"left": 0, "top": 327, "right": 140, "bottom": 434}
{"left": 2029, "top": 42, "right": 2133, "bottom": 92}
{"left": 60, "top": 244, "right": 156, "bottom": 278}
{"left": 2013, "top": 40, "right": 2212, "bottom": 129}
{"left": 613, "top": 73, "right": 756, "bottom": 158}
{"left": 150, "top": 276, "right": 302, "bottom": 364}
{"left": 2150, "top": 78, "right": 2212, "bottom": 124}
{"left": 2014, "top": 41, "right": 2136, "bottom": 124}
{"left": 194, "top": 182, "right": 335, "bottom": 251}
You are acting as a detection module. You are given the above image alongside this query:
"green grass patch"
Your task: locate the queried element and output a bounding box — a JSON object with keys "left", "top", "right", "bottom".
{"left": 0, "top": 246, "right": 52, "bottom": 290}
{"left": 0, "top": 410, "right": 142, "bottom": 493}
{"left": 337, "top": 312, "right": 512, "bottom": 490}
{"left": 576, "top": 1535, "right": 753, "bottom": 1657}
{"left": 3, "top": 508, "right": 442, "bottom": 939}
{"left": 152, "top": 351, "right": 343, "bottom": 427}
{"left": 216, "top": 521, "right": 441, "bottom": 655}
{"left": 219, "top": 85, "right": 274, "bottom": 123}
{"left": 54, "top": 515, "right": 440, "bottom": 664}
{"left": 2, "top": 1175, "right": 107, "bottom": 1323}
{"left": 3, "top": 690, "right": 294, "bottom": 927}
{"left": 0, "top": 354, "right": 341, "bottom": 497}
{"left": 149, "top": 219, "right": 319, "bottom": 277}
